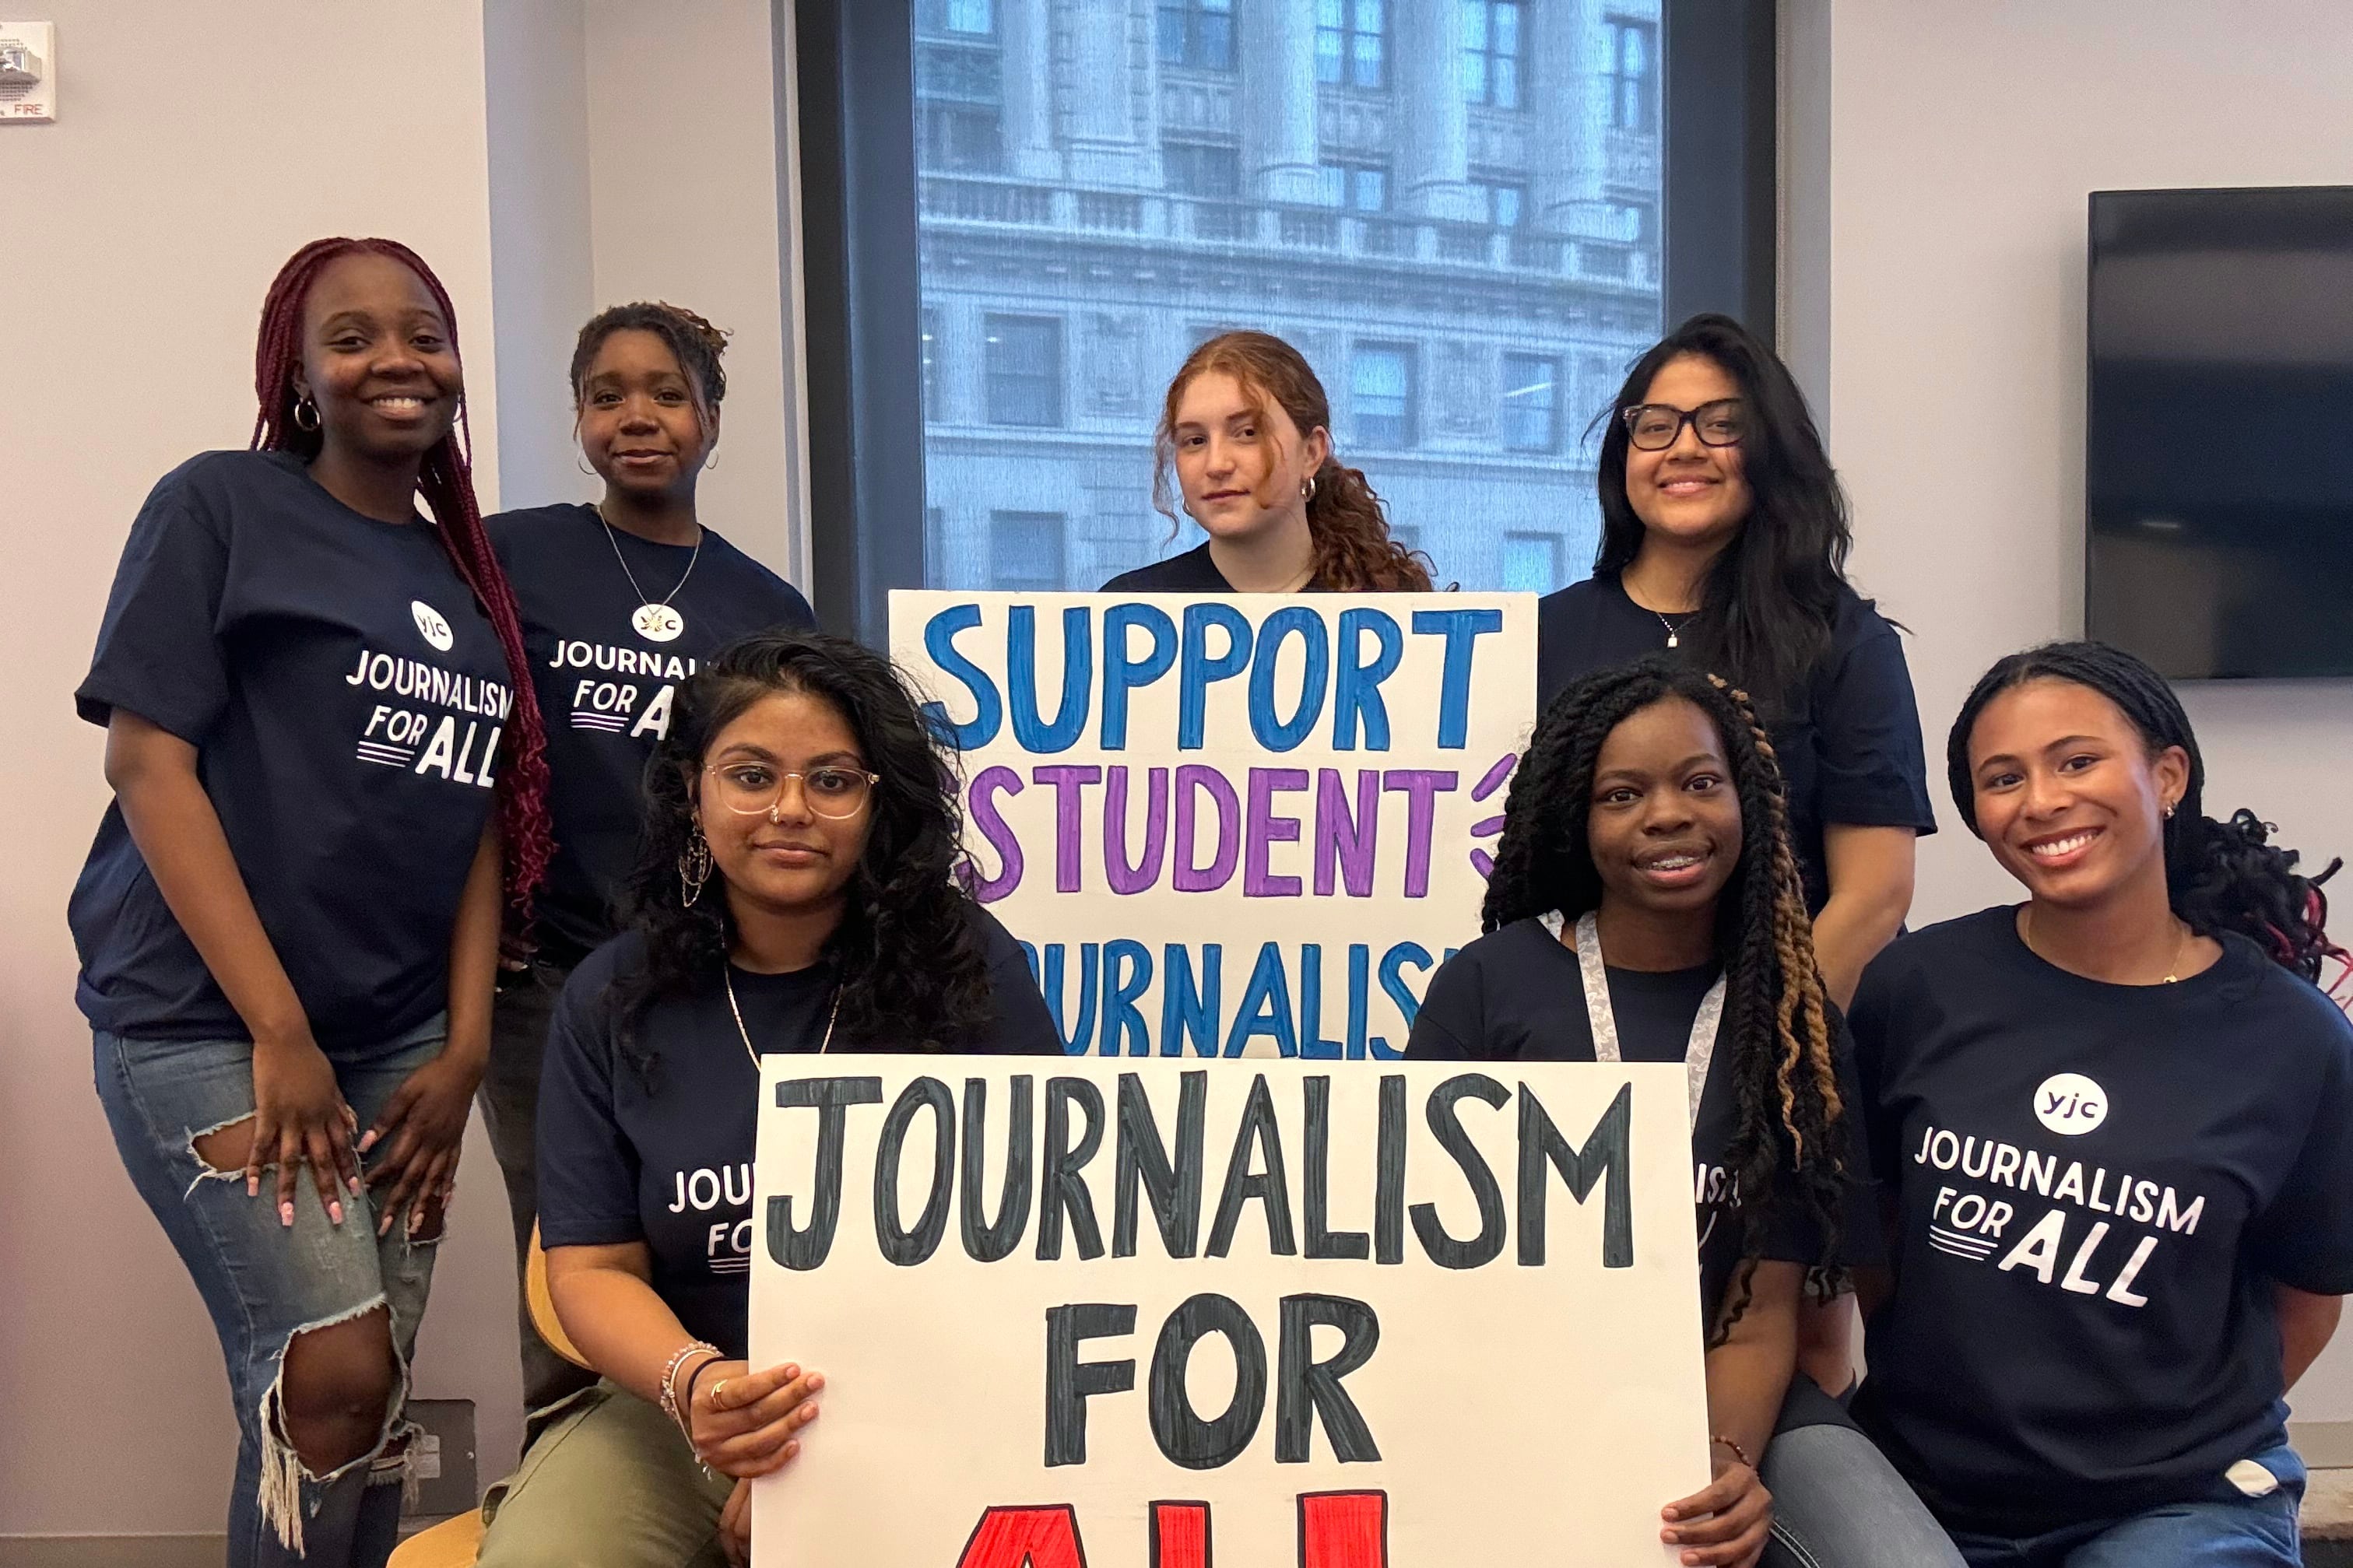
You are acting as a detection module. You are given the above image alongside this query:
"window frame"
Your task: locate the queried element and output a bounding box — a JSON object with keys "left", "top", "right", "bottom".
{"left": 1350, "top": 340, "right": 1417, "bottom": 451}
{"left": 796, "top": 0, "right": 1778, "bottom": 638}
{"left": 983, "top": 312, "right": 1065, "bottom": 428}
{"left": 1462, "top": 0, "right": 1525, "bottom": 110}
{"left": 1498, "top": 351, "right": 1559, "bottom": 454}
{"left": 1157, "top": 0, "right": 1236, "bottom": 72}
{"left": 1315, "top": 0, "right": 1388, "bottom": 91}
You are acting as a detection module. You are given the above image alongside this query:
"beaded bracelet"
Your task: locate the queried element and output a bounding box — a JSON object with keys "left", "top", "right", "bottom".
{"left": 1709, "top": 1433, "right": 1754, "bottom": 1471}
{"left": 659, "top": 1340, "right": 722, "bottom": 1435}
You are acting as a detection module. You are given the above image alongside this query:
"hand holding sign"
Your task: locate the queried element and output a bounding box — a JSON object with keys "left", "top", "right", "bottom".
{"left": 690, "top": 1359, "right": 825, "bottom": 1479}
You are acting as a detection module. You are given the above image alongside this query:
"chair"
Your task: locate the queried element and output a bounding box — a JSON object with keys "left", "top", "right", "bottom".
{"left": 390, "top": 1225, "right": 588, "bottom": 1566}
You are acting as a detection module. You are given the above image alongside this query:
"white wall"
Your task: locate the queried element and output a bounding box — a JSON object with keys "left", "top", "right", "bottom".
{"left": 1782, "top": 0, "right": 2353, "bottom": 1426}
{"left": 0, "top": 0, "right": 527, "bottom": 1536}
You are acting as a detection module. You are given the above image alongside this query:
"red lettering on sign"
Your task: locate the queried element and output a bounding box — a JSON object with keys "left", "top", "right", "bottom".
{"left": 1150, "top": 1501, "right": 1209, "bottom": 1568}
{"left": 1299, "top": 1490, "right": 1388, "bottom": 1568}
{"left": 953, "top": 1505, "right": 1088, "bottom": 1568}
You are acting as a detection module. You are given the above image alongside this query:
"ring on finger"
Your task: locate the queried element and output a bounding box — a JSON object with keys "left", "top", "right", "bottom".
{"left": 709, "top": 1378, "right": 730, "bottom": 1408}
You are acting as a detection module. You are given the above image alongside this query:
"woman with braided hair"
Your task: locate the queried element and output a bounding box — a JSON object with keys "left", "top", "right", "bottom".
{"left": 1850, "top": 640, "right": 2353, "bottom": 1566}
{"left": 1407, "top": 658, "right": 1959, "bottom": 1568}
{"left": 481, "top": 302, "right": 816, "bottom": 1436}
{"left": 72, "top": 238, "right": 551, "bottom": 1565}
{"left": 1102, "top": 329, "right": 1432, "bottom": 591}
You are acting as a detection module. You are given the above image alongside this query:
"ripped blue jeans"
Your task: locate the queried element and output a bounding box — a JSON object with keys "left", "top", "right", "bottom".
{"left": 94, "top": 1019, "right": 446, "bottom": 1566}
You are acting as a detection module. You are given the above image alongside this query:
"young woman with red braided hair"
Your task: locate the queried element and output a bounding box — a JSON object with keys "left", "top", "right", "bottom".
{"left": 71, "top": 237, "right": 550, "bottom": 1567}
{"left": 1407, "top": 658, "right": 1961, "bottom": 1568}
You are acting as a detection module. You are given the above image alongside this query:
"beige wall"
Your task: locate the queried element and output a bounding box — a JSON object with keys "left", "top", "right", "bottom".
{"left": 1782, "top": 0, "right": 2353, "bottom": 1423}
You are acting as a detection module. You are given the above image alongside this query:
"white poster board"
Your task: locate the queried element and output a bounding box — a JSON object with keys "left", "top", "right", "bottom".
{"left": 888, "top": 591, "right": 1537, "bottom": 1060}
{"left": 749, "top": 1058, "right": 1709, "bottom": 1566}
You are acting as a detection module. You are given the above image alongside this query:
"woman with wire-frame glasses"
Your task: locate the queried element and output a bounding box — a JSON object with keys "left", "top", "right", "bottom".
{"left": 475, "top": 630, "right": 1059, "bottom": 1568}
{"left": 1533, "top": 314, "right": 1937, "bottom": 1403}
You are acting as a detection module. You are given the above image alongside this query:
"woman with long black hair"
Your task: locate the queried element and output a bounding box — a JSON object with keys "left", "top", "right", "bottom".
{"left": 472, "top": 630, "right": 1058, "bottom": 1568}
{"left": 1538, "top": 314, "right": 1933, "bottom": 1011}
{"left": 73, "top": 238, "right": 550, "bottom": 1566}
{"left": 1852, "top": 640, "right": 2352, "bottom": 1565}
{"left": 1407, "top": 659, "right": 1958, "bottom": 1568}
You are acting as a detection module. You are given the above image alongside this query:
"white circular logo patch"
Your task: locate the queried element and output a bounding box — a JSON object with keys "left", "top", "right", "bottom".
{"left": 2033, "top": 1072, "right": 2108, "bottom": 1136}
{"left": 631, "top": 602, "right": 686, "bottom": 643}
{"left": 410, "top": 600, "right": 455, "bottom": 652}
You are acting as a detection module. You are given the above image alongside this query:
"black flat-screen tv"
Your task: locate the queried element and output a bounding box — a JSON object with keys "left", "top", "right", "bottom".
{"left": 2087, "top": 185, "right": 2353, "bottom": 679}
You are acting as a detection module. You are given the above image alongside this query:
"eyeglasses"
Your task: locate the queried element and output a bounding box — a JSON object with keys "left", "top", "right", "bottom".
{"left": 702, "top": 763, "right": 879, "bottom": 820}
{"left": 1621, "top": 398, "right": 1747, "bottom": 451}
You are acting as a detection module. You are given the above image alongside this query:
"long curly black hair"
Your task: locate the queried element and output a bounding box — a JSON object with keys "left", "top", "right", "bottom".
{"left": 616, "top": 630, "right": 996, "bottom": 1081}
{"left": 1482, "top": 657, "right": 1849, "bottom": 1340}
{"left": 1949, "top": 640, "right": 2344, "bottom": 982}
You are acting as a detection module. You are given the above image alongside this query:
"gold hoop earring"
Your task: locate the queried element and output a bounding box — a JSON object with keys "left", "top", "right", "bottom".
{"left": 679, "top": 823, "right": 714, "bottom": 907}
{"left": 1301, "top": 475, "right": 1316, "bottom": 503}
{"left": 293, "top": 395, "right": 321, "bottom": 433}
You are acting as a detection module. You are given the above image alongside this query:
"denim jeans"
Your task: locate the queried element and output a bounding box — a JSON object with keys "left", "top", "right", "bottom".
{"left": 478, "top": 960, "right": 599, "bottom": 1447}
{"left": 95, "top": 1019, "right": 448, "bottom": 1567}
{"left": 1944, "top": 1443, "right": 2305, "bottom": 1568}
{"left": 1761, "top": 1418, "right": 1968, "bottom": 1568}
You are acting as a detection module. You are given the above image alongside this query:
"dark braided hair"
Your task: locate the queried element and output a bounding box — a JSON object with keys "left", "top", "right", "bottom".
{"left": 1593, "top": 314, "right": 1856, "bottom": 712}
{"left": 616, "top": 631, "right": 996, "bottom": 1086}
{"left": 1483, "top": 657, "right": 1849, "bottom": 1341}
{"left": 1948, "top": 641, "right": 2344, "bottom": 981}
{"left": 569, "top": 301, "right": 730, "bottom": 423}
{"left": 251, "top": 237, "right": 552, "bottom": 912}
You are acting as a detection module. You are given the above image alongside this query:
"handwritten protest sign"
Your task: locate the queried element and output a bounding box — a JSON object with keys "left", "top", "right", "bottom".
{"left": 748, "top": 1058, "right": 1709, "bottom": 1566}
{"left": 890, "top": 592, "right": 1537, "bottom": 1059}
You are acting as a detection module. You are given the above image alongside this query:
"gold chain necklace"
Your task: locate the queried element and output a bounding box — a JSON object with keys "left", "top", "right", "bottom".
{"left": 722, "top": 965, "right": 840, "bottom": 1068}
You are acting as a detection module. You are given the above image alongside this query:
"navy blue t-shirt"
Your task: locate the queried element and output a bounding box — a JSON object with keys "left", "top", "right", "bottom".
{"left": 488, "top": 503, "right": 815, "bottom": 966}
{"left": 1850, "top": 908, "right": 2353, "bottom": 1534}
{"left": 72, "top": 451, "right": 514, "bottom": 1053}
{"left": 534, "top": 903, "right": 1061, "bottom": 1357}
{"left": 1101, "top": 543, "right": 1329, "bottom": 593}
{"left": 1535, "top": 575, "right": 1936, "bottom": 912}
{"left": 1404, "top": 915, "right": 1882, "bottom": 1327}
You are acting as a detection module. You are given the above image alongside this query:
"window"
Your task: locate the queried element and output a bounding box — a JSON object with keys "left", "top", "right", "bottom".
{"left": 1501, "top": 532, "right": 1561, "bottom": 593}
{"left": 1473, "top": 178, "right": 1524, "bottom": 228}
{"left": 916, "top": 0, "right": 992, "bottom": 37}
{"left": 1315, "top": 161, "right": 1390, "bottom": 212}
{"left": 915, "top": 23, "right": 1003, "bottom": 174}
{"left": 1164, "top": 142, "right": 1241, "bottom": 198}
{"left": 1610, "top": 20, "right": 1657, "bottom": 132}
{"left": 990, "top": 511, "right": 1066, "bottom": 591}
{"left": 1157, "top": 0, "right": 1234, "bottom": 71}
{"left": 1500, "top": 353, "right": 1557, "bottom": 452}
{"left": 1352, "top": 343, "right": 1414, "bottom": 448}
{"left": 1315, "top": 0, "right": 1386, "bottom": 90}
{"left": 985, "top": 315, "right": 1062, "bottom": 426}
{"left": 1463, "top": 1, "right": 1523, "bottom": 108}
{"left": 920, "top": 308, "right": 942, "bottom": 419}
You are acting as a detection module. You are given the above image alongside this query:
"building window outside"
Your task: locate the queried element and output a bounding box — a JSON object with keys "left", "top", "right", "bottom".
{"left": 1315, "top": 0, "right": 1387, "bottom": 90}
{"left": 1501, "top": 531, "right": 1561, "bottom": 593}
{"left": 1610, "top": 20, "right": 1657, "bottom": 132}
{"left": 985, "top": 314, "right": 1062, "bottom": 426}
{"left": 917, "top": 0, "right": 993, "bottom": 36}
{"left": 1463, "top": 0, "right": 1524, "bottom": 108}
{"left": 1315, "top": 160, "right": 1390, "bottom": 212}
{"left": 1157, "top": 0, "right": 1235, "bottom": 70}
{"left": 915, "top": 20, "right": 1003, "bottom": 174}
{"left": 1164, "top": 141, "right": 1241, "bottom": 198}
{"left": 921, "top": 308, "right": 942, "bottom": 419}
{"left": 1353, "top": 342, "right": 1415, "bottom": 448}
{"left": 1473, "top": 177, "right": 1525, "bottom": 228}
{"left": 990, "top": 510, "right": 1066, "bottom": 591}
{"left": 1500, "top": 353, "right": 1558, "bottom": 452}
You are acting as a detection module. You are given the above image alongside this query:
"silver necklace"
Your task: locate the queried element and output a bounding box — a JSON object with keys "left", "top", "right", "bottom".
{"left": 723, "top": 965, "right": 841, "bottom": 1069}
{"left": 1655, "top": 610, "right": 1697, "bottom": 649}
{"left": 598, "top": 504, "right": 702, "bottom": 644}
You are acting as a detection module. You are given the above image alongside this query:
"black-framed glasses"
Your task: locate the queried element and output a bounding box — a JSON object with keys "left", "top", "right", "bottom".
{"left": 703, "top": 763, "right": 879, "bottom": 820}
{"left": 1621, "top": 398, "right": 1747, "bottom": 451}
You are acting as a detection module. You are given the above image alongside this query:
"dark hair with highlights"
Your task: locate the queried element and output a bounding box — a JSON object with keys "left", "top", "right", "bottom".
{"left": 617, "top": 631, "right": 996, "bottom": 1082}
{"left": 569, "top": 300, "right": 730, "bottom": 420}
{"left": 1482, "top": 657, "right": 1849, "bottom": 1338}
{"left": 1153, "top": 331, "right": 1432, "bottom": 591}
{"left": 1948, "top": 640, "right": 2344, "bottom": 981}
{"left": 251, "top": 237, "right": 552, "bottom": 912}
{"left": 1594, "top": 313, "right": 1856, "bottom": 710}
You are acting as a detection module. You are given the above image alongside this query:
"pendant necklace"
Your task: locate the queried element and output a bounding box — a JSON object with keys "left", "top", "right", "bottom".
{"left": 724, "top": 964, "right": 841, "bottom": 1068}
{"left": 1656, "top": 611, "right": 1697, "bottom": 649}
{"left": 599, "top": 504, "right": 701, "bottom": 644}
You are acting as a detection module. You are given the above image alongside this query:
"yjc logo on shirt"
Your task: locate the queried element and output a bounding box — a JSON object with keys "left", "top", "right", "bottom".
{"left": 2033, "top": 1072, "right": 2108, "bottom": 1136}
{"left": 411, "top": 599, "right": 455, "bottom": 653}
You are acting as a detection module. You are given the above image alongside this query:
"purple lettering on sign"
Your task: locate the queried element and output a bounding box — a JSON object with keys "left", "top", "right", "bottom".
{"left": 1105, "top": 765, "right": 1170, "bottom": 895}
{"left": 1243, "top": 768, "right": 1310, "bottom": 897}
{"left": 966, "top": 766, "right": 1026, "bottom": 903}
{"left": 1173, "top": 764, "right": 1240, "bottom": 893}
{"left": 1313, "top": 768, "right": 1380, "bottom": 898}
{"left": 1033, "top": 765, "right": 1102, "bottom": 893}
{"left": 1380, "top": 770, "right": 1459, "bottom": 898}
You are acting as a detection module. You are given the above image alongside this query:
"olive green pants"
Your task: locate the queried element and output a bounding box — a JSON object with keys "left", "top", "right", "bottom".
{"left": 476, "top": 1382, "right": 736, "bottom": 1568}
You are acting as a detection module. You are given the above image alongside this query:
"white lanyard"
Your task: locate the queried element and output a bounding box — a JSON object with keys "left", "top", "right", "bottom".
{"left": 1543, "top": 910, "right": 1726, "bottom": 1128}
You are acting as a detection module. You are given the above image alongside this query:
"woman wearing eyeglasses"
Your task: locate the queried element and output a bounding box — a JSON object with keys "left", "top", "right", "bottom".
{"left": 1538, "top": 314, "right": 1933, "bottom": 1015}
{"left": 473, "top": 630, "right": 1059, "bottom": 1568}
{"left": 1537, "top": 314, "right": 1936, "bottom": 1402}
